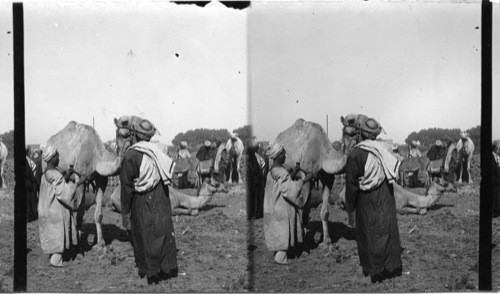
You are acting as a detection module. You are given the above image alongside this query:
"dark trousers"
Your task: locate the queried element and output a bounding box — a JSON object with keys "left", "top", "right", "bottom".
{"left": 226, "top": 153, "right": 239, "bottom": 183}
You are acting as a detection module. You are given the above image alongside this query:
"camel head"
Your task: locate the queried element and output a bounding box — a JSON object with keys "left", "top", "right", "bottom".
{"left": 114, "top": 115, "right": 160, "bottom": 158}
{"left": 340, "top": 114, "right": 385, "bottom": 156}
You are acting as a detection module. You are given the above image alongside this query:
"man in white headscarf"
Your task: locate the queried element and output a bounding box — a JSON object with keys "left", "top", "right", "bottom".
{"left": 177, "top": 141, "right": 190, "bottom": 159}
{"left": 38, "top": 146, "right": 85, "bottom": 267}
{"left": 263, "top": 143, "right": 313, "bottom": 265}
{"left": 409, "top": 140, "right": 421, "bottom": 158}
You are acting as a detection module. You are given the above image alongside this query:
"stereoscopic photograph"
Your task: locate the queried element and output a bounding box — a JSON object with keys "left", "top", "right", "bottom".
{"left": 248, "top": 0, "right": 496, "bottom": 292}
{"left": 0, "top": 0, "right": 499, "bottom": 293}
{"left": 2, "top": 1, "right": 249, "bottom": 292}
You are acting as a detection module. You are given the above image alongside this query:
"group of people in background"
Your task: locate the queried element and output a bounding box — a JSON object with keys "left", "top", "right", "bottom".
{"left": 176, "top": 133, "right": 243, "bottom": 186}
{"left": 394, "top": 132, "right": 475, "bottom": 184}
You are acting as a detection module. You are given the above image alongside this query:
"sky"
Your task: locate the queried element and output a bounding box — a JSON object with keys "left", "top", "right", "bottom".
{"left": 0, "top": 1, "right": 247, "bottom": 145}
{"left": 1, "top": 1, "right": 499, "bottom": 146}
{"left": 249, "top": 1, "right": 500, "bottom": 144}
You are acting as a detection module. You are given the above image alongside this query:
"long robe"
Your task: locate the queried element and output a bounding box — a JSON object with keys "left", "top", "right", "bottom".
{"left": 246, "top": 149, "right": 265, "bottom": 219}
{"left": 38, "top": 168, "right": 78, "bottom": 254}
{"left": 263, "top": 165, "right": 304, "bottom": 252}
{"left": 345, "top": 148, "right": 402, "bottom": 277}
{"left": 120, "top": 149, "right": 178, "bottom": 278}
{"left": 26, "top": 158, "right": 38, "bottom": 221}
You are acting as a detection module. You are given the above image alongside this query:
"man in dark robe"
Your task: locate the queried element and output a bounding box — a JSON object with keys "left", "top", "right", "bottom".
{"left": 345, "top": 118, "right": 403, "bottom": 283}
{"left": 427, "top": 140, "right": 447, "bottom": 161}
{"left": 31, "top": 149, "right": 43, "bottom": 193}
{"left": 196, "top": 140, "right": 214, "bottom": 162}
{"left": 120, "top": 119, "right": 178, "bottom": 285}
{"left": 26, "top": 155, "right": 38, "bottom": 222}
{"left": 246, "top": 138, "right": 265, "bottom": 219}
{"left": 492, "top": 143, "right": 500, "bottom": 217}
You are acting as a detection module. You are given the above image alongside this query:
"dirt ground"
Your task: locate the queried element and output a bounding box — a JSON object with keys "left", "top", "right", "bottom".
{"left": 22, "top": 176, "right": 249, "bottom": 292}
{"left": 250, "top": 154, "right": 488, "bottom": 292}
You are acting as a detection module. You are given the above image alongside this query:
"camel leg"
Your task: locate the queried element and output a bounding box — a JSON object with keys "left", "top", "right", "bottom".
{"left": 94, "top": 176, "right": 108, "bottom": 249}
{"left": 172, "top": 207, "right": 194, "bottom": 216}
{"left": 467, "top": 156, "right": 472, "bottom": 183}
{"left": 397, "top": 206, "right": 421, "bottom": 215}
{"left": 0, "top": 164, "right": 4, "bottom": 189}
{"left": 319, "top": 172, "right": 334, "bottom": 249}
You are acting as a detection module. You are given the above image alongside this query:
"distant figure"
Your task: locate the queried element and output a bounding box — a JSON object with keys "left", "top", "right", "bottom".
{"left": 246, "top": 137, "right": 266, "bottom": 219}
{"left": 0, "top": 139, "right": 7, "bottom": 189}
{"left": 427, "top": 140, "right": 447, "bottom": 161}
{"left": 408, "top": 140, "right": 421, "bottom": 158}
{"left": 391, "top": 144, "right": 404, "bottom": 161}
{"left": 493, "top": 143, "right": 500, "bottom": 166}
{"left": 196, "top": 140, "right": 214, "bottom": 162}
{"left": 456, "top": 132, "right": 475, "bottom": 184}
{"left": 178, "top": 141, "right": 190, "bottom": 159}
{"left": 491, "top": 143, "right": 500, "bottom": 217}
{"left": 225, "top": 133, "right": 244, "bottom": 184}
{"left": 213, "top": 139, "right": 228, "bottom": 184}
{"left": 38, "top": 146, "right": 85, "bottom": 267}
{"left": 31, "top": 149, "right": 43, "bottom": 193}
{"left": 26, "top": 150, "right": 38, "bottom": 222}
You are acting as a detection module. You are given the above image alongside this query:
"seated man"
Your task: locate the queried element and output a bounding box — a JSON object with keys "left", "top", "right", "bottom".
{"left": 196, "top": 140, "right": 214, "bottom": 162}
{"left": 196, "top": 141, "right": 215, "bottom": 183}
{"left": 427, "top": 140, "right": 447, "bottom": 161}
{"left": 409, "top": 140, "right": 421, "bottom": 158}
{"left": 391, "top": 144, "right": 404, "bottom": 161}
{"left": 178, "top": 141, "right": 190, "bottom": 159}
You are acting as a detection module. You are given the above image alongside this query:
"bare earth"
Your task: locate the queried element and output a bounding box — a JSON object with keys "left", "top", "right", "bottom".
{"left": 250, "top": 155, "right": 485, "bottom": 292}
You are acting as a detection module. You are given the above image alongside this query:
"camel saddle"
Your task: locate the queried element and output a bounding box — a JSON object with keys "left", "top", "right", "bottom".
{"left": 199, "top": 159, "right": 213, "bottom": 174}
{"left": 429, "top": 158, "right": 444, "bottom": 175}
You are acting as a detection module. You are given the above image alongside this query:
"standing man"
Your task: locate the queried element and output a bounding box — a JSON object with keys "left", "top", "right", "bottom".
{"left": 345, "top": 119, "right": 403, "bottom": 283}
{"left": 178, "top": 141, "right": 190, "bottom": 159}
{"left": 38, "top": 146, "right": 85, "bottom": 267}
{"left": 26, "top": 149, "right": 38, "bottom": 222}
{"left": 246, "top": 138, "right": 266, "bottom": 219}
{"left": 456, "top": 132, "right": 475, "bottom": 184}
{"left": 213, "top": 139, "right": 228, "bottom": 184}
{"left": 32, "top": 148, "right": 43, "bottom": 193}
{"left": 120, "top": 119, "right": 178, "bottom": 285}
{"left": 263, "top": 143, "right": 312, "bottom": 265}
{"left": 408, "top": 140, "right": 421, "bottom": 158}
{"left": 391, "top": 144, "right": 404, "bottom": 161}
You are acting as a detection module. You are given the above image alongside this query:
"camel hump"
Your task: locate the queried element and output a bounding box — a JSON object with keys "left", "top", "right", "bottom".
{"left": 275, "top": 118, "right": 342, "bottom": 174}
{"left": 46, "top": 120, "right": 110, "bottom": 176}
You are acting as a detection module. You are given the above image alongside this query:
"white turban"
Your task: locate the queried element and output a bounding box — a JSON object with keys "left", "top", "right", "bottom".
{"left": 436, "top": 140, "right": 442, "bottom": 146}
{"left": 205, "top": 140, "right": 211, "bottom": 147}
{"left": 180, "top": 141, "right": 187, "bottom": 147}
{"left": 42, "top": 146, "right": 57, "bottom": 162}
{"left": 267, "top": 143, "right": 284, "bottom": 159}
